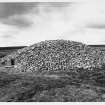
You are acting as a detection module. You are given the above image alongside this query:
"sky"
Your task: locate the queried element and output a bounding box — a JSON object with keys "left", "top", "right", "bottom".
{"left": 0, "top": 1, "right": 105, "bottom": 46}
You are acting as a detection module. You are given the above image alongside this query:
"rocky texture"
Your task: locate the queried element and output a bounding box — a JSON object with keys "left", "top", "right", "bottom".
{"left": 0, "top": 46, "right": 26, "bottom": 58}
{"left": 0, "top": 40, "right": 105, "bottom": 73}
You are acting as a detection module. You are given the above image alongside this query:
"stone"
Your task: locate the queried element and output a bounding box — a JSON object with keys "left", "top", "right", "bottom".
{"left": 0, "top": 40, "right": 105, "bottom": 73}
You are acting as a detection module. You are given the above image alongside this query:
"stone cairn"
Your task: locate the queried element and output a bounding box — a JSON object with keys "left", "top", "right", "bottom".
{"left": 0, "top": 40, "right": 105, "bottom": 73}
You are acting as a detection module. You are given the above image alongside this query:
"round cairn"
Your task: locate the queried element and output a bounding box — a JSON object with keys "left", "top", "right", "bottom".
{"left": 1, "top": 40, "right": 104, "bottom": 73}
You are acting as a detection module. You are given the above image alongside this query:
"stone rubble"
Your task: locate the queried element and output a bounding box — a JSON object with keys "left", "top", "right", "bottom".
{"left": 0, "top": 40, "right": 105, "bottom": 73}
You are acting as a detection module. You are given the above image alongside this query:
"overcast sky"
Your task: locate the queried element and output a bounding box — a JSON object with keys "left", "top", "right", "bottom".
{"left": 0, "top": 1, "right": 105, "bottom": 46}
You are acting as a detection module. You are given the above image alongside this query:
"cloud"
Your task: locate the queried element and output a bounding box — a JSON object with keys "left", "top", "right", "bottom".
{"left": 87, "top": 23, "right": 105, "bottom": 29}
{"left": 2, "top": 15, "right": 33, "bottom": 28}
{"left": 0, "top": 2, "right": 73, "bottom": 46}
{"left": 0, "top": 2, "right": 71, "bottom": 28}
{"left": 1, "top": 1, "right": 105, "bottom": 46}
{"left": 0, "top": 2, "right": 71, "bottom": 19}
{"left": 0, "top": 2, "right": 36, "bottom": 19}
{"left": 0, "top": 23, "right": 20, "bottom": 46}
{"left": 61, "top": 1, "right": 105, "bottom": 44}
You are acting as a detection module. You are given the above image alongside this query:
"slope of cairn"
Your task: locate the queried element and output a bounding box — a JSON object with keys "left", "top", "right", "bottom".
{"left": 0, "top": 40, "right": 105, "bottom": 73}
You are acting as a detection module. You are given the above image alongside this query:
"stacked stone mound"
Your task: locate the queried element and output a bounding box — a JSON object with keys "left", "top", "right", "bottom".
{"left": 0, "top": 40, "right": 105, "bottom": 72}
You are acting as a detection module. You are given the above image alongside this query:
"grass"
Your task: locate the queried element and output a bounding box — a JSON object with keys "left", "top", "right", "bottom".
{"left": 0, "top": 66, "right": 105, "bottom": 102}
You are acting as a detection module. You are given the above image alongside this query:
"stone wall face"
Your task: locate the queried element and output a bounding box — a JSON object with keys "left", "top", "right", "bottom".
{"left": 0, "top": 40, "right": 105, "bottom": 73}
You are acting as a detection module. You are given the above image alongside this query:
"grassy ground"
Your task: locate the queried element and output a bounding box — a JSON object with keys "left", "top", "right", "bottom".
{"left": 0, "top": 67, "right": 105, "bottom": 102}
